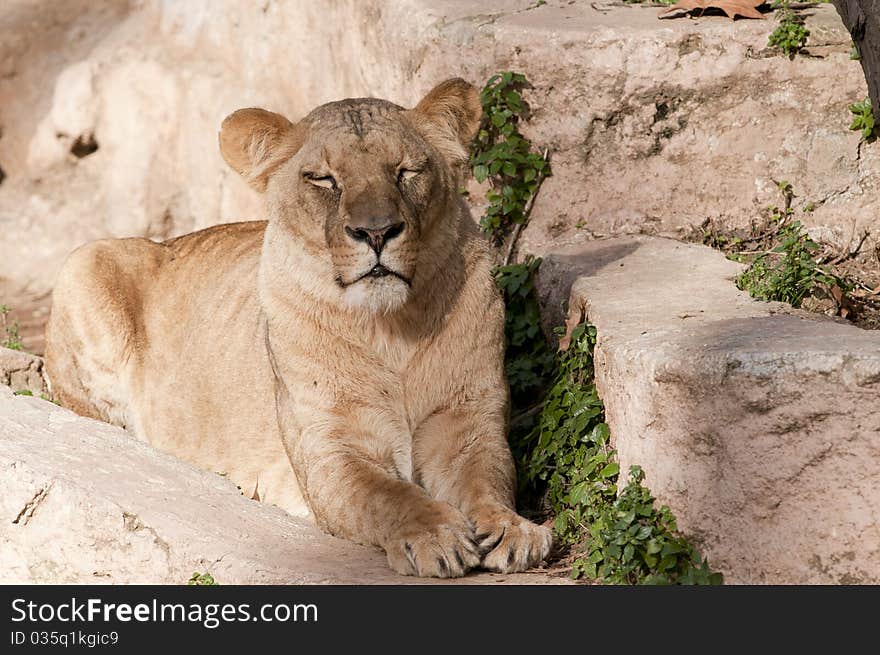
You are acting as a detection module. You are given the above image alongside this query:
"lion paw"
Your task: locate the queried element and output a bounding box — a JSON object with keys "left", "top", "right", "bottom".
{"left": 384, "top": 503, "right": 481, "bottom": 578}
{"left": 474, "top": 508, "right": 552, "bottom": 574}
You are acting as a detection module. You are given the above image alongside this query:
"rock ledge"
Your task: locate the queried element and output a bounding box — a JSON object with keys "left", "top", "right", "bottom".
{"left": 540, "top": 236, "right": 880, "bottom": 584}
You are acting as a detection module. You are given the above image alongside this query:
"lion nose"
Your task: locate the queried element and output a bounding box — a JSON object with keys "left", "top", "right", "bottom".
{"left": 344, "top": 221, "right": 405, "bottom": 254}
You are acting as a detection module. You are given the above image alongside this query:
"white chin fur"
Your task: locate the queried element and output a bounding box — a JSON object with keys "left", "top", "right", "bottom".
{"left": 342, "top": 277, "right": 410, "bottom": 315}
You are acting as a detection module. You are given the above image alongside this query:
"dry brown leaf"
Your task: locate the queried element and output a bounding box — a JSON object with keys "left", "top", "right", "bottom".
{"left": 558, "top": 300, "right": 586, "bottom": 352}
{"left": 830, "top": 285, "right": 856, "bottom": 319}
{"left": 659, "top": 0, "right": 765, "bottom": 20}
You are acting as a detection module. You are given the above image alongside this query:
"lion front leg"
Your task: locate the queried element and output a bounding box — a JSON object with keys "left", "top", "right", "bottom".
{"left": 288, "top": 424, "right": 482, "bottom": 578}
{"left": 413, "top": 402, "right": 553, "bottom": 574}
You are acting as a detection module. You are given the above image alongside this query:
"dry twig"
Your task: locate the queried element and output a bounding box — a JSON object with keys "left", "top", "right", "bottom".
{"left": 503, "top": 148, "right": 551, "bottom": 266}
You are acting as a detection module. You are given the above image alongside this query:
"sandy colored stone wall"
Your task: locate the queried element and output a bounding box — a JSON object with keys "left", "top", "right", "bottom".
{"left": 0, "top": 1, "right": 873, "bottom": 309}
{"left": 541, "top": 236, "right": 880, "bottom": 583}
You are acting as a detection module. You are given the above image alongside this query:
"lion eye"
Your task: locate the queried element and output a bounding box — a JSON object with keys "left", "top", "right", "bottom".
{"left": 397, "top": 169, "right": 420, "bottom": 184}
{"left": 305, "top": 175, "right": 337, "bottom": 190}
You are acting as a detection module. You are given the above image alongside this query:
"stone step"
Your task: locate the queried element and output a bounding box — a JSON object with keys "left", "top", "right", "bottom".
{"left": 0, "top": 386, "right": 566, "bottom": 585}
{"left": 538, "top": 235, "right": 880, "bottom": 583}
{"left": 0, "top": 2, "right": 872, "bottom": 303}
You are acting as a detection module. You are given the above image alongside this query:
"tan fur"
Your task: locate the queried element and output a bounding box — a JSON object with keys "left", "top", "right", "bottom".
{"left": 45, "top": 79, "right": 552, "bottom": 577}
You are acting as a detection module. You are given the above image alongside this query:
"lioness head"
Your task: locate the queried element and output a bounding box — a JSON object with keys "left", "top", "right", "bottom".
{"left": 219, "top": 79, "right": 481, "bottom": 314}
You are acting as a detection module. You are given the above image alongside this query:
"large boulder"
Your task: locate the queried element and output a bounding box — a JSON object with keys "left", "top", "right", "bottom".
{"left": 538, "top": 236, "right": 880, "bottom": 583}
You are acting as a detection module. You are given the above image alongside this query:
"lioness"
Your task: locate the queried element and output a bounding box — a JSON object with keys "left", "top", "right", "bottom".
{"left": 44, "top": 79, "right": 552, "bottom": 577}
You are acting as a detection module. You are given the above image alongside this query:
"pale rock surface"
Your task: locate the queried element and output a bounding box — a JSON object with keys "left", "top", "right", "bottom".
{"left": 0, "top": 1, "right": 874, "bottom": 325}
{"left": 0, "top": 386, "right": 565, "bottom": 585}
{"left": 538, "top": 236, "right": 880, "bottom": 584}
{"left": 0, "top": 346, "right": 46, "bottom": 396}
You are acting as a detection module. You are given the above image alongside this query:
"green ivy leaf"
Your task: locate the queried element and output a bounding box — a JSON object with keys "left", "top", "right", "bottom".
{"left": 599, "top": 462, "right": 619, "bottom": 478}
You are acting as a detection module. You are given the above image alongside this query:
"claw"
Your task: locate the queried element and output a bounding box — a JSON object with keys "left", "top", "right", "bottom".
{"left": 478, "top": 527, "right": 504, "bottom": 553}
{"left": 476, "top": 513, "right": 553, "bottom": 573}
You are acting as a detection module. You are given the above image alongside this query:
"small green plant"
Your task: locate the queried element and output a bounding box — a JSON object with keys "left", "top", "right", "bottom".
{"left": 1, "top": 304, "right": 23, "bottom": 351}
{"left": 736, "top": 219, "right": 846, "bottom": 307}
{"left": 849, "top": 99, "right": 878, "bottom": 143}
{"left": 12, "top": 389, "right": 58, "bottom": 404}
{"left": 521, "top": 323, "right": 721, "bottom": 585}
{"left": 574, "top": 465, "right": 720, "bottom": 584}
{"left": 768, "top": 1, "right": 809, "bottom": 59}
{"left": 493, "top": 257, "right": 554, "bottom": 412}
{"left": 187, "top": 571, "right": 218, "bottom": 585}
{"left": 471, "top": 72, "right": 550, "bottom": 242}
{"left": 520, "top": 323, "right": 612, "bottom": 510}
{"left": 769, "top": 179, "right": 794, "bottom": 223}
{"left": 699, "top": 181, "right": 866, "bottom": 321}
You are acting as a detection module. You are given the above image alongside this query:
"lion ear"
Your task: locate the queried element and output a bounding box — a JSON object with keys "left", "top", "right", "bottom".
{"left": 219, "top": 108, "right": 303, "bottom": 192}
{"left": 410, "top": 78, "right": 481, "bottom": 164}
